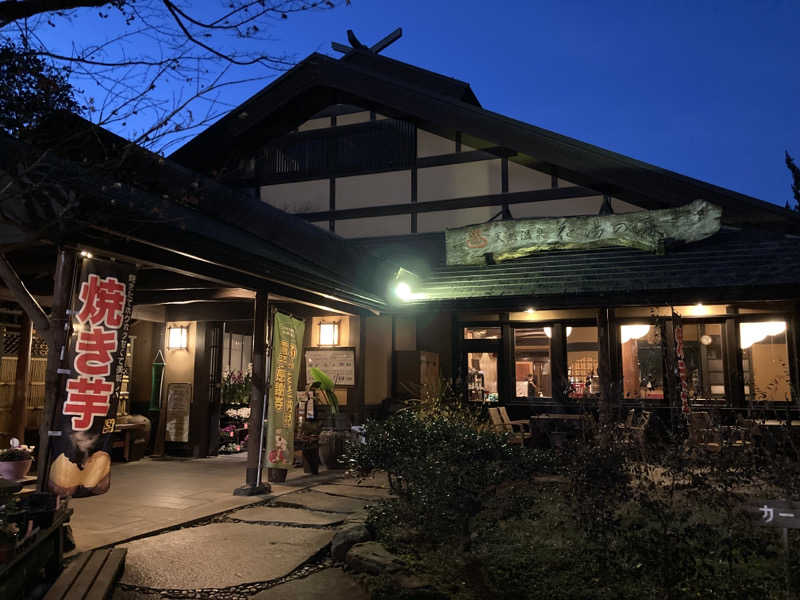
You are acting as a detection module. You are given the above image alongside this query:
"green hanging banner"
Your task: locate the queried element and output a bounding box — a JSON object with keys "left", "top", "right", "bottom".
{"left": 266, "top": 312, "right": 306, "bottom": 469}
{"left": 149, "top": 349, "right": 165, "bottom": 411}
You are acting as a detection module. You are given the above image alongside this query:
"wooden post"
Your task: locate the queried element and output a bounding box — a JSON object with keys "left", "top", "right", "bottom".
{"left": 11, "top": 314, "right": 32, "bottom": 442}
{"left": 550, "top": 323, "right": 568, "bottom": 404}
{"left": 37, "top": 250, "right": 76, "bottom": 492}
{"left": 723, "top": 310, "right": 745, "bottom": 411}
{"left": 234, "top": 291, "right": 270, "bottom": 495}
{"left": 596, "top": 308, "right": 614, "bottom": 425}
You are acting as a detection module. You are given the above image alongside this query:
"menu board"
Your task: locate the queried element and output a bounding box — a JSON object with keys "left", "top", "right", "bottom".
{"left": 165, "top": 383, "right": 191, "bottom": 442}
{"left": 305, "top": 347, "right": 356, "bottom": 387}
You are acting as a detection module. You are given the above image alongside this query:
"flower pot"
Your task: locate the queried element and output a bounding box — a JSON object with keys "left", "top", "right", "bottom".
{"left": 302, "top": 447, "right": 320, "bottom": 474}
{"left": 0, "top": 458, "right": 32, "bottom": 481}
{"left": 267, "top": 468, "right": 287, "bottom": 482}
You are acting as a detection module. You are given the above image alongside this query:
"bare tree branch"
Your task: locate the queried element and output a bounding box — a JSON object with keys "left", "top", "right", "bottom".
{"left": 0, "top": 0, "right": 109, "bottom": 28}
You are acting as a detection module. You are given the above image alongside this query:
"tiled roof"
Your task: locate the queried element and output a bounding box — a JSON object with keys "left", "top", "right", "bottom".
{"left": 412, "top": 228, "right": 800, "bottom": 305}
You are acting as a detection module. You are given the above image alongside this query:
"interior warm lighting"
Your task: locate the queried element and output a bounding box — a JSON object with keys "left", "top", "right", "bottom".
{"left": 526, "top": 307, "right": 535, "bottom": 314}
{"left": 620, "top": 324, "right": 651, "bottom": 343}
{"left": 690, "top": 303, "right": 709, "bottom": 316}
{"left": 167, "top": 326, "right": 188, "bottom": 350}
{"left": 319, "top": 322, "right": 339, "bottom": 346}
{"left": 395, "top": 281, "right": 412, "bottom": 302}
{"left": 740, "top": 321, "right": 786, "bottom": 349}
{"left": 543, "top": 326, "right": 573, "bottom": 338}
{"left": 80, "top": 250, "right": 93, "bottom": 259}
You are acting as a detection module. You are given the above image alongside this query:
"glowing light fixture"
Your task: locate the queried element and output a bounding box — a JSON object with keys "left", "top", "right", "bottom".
{"left": 80, "top": 250, "right": 93, "bottom": 259}
{"left": 620, "top": 324, "right": 651, "bottom": 343}
{"left": 167, "top": 325, "right": 189, "bottom": 350}
{"left": 543, "top": 326, "right": 573, "bottom": 338}
{"left": 526, "top": 307, "right": 536, "bottom": 314}
{"left": 690, "top": 303, "right": 709, "bottom": 316}
{"left": 319, "top": 322, "right": 339, "bottom": 346}
{"left": 740, "top": 321, "right": 786, "bottom": 349}
{"left": 394, "top": 281, "right": 412, "bottom": 302}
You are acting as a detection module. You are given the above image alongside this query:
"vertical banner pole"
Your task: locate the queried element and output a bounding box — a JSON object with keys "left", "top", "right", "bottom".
{"left": 255, "top": 304, "right": 274, "bottom": 488}
{"left": 235, "top": 290, "right": 270, "bottom": 495}
{"left": 37, "top": 249, "right": 76, "bottom": 492}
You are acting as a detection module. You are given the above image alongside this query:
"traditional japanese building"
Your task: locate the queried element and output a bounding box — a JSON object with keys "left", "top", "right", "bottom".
{"left": 169, "top": 31, "right": 800, "bottom": 425}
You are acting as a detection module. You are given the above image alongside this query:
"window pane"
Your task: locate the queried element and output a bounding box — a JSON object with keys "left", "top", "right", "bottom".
{"left": 621, "top": 324, "right": 664, "bottom": 400}
{"left": 567, "top": 327, "right": 599, "bottom": 399}
{"left": 681, "top": 323, "right": 725, "bottom": 400}
{"left": 467, "top": 352, "right": 498, "bottom": 402}
{"left": 515, "top": 328, "right": 551, "bottom": 398}
{"left": 464, "top": 327, "right": 501, "bottom": 340}
{"left": 740, "top": 321, "right": 790, "bottom": 402}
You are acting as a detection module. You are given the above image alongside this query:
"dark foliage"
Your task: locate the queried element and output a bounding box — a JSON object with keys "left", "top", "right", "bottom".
{"left": 0, "top": 42, "right": 80, "bottom": 139}
{"left": 786, "top": 151, "right": 800, "bottom": 210}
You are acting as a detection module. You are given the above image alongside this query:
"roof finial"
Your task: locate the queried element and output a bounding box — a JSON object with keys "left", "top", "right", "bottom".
{"left": 332, "top": 27, "right": 403, "bottom": 56}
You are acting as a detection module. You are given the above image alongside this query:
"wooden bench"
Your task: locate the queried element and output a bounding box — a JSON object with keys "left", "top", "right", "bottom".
{"left": 44, "top": 548, "right": 126, "bottom": 600}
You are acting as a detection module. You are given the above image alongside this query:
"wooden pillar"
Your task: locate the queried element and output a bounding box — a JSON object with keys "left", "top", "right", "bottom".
{"left": 723, "top": 310, "right": 745, "bottom": 410}
{"left": 550, "top": 323, "right": 568, "bottom": 403}
{"left": 206, "top": 321, "right": 224, "bottom": 456}
{"left": 352, "top": 314, "right": 367, "bottom": 424}
{"left": 38, "top": 250, "right": 75, "bottom": 492}
{"left": 190, "top": 322, "right": 209, "bottom": 457}
{"left": 234, "top": 291, "right": 270, "bottom": 495}
{"left": 596, "top": 308, "right": 620, "bottom": 424}
{"left": 500, "top": 322, "right": 515, "bottom": 402}
{"left": 11, "top": 315, "right": 33, "bottom": 442}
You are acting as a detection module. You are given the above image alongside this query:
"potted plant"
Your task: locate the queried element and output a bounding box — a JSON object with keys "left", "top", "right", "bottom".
{"left": 309, "top": 367, "right": 351, "bottom": 470}
{"left": 0, "top": 446, "right": 34, "bottom": 481}
{"left": 296, "top": 420, "right": 321, "bottom": 474}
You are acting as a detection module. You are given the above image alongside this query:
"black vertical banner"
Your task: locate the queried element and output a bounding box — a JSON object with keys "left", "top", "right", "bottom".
{"left": 48, "top": 258, "right": 137, "bottom": 497}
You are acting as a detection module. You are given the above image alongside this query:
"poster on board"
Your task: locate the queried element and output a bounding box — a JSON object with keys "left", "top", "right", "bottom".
{"left": 165, "top": 383, "right": 192, "bottom": 442}
{"left": 304, "top": 347, "right": 356, "bottom": 387}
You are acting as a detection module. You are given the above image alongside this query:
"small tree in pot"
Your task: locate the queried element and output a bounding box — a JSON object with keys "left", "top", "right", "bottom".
{"left": 309, "top": 367, "right": 351, "bottom": 469}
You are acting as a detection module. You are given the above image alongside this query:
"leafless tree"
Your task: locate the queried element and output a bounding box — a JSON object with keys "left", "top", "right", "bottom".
{"left": 0, "top": 0, "right": 348, "bottom": 153}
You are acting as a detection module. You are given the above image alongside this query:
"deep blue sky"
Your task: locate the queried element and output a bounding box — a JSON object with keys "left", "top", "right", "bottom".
{"left": 37, "top": 1, "right": 800, "bottom": 207}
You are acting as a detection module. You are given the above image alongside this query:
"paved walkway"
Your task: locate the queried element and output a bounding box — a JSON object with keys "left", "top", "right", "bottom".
{"left": 109, "top": 474, "right": 391, "bottom": 599}
{"left": 69, "top": 454, "right": 348, "bottom": 552}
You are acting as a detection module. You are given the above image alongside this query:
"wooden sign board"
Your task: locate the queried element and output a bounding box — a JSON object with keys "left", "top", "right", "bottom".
{"left": 305, "top": 347, "right": 356, "bottom": 387}
{"left": 165, "top": 383, "right": 191, "bottom": 442}
{"left": 753, "top": 500, "right": 800, "bottom": 529}
{"left": 445, "top": 199, "right": 722, "bottom": 266}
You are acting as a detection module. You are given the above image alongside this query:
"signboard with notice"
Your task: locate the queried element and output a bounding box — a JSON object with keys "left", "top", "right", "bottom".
{"left": 753, "top": 500, "right": 800, "bottom": 529}
{"left": 165, "top": 383, "right": 191, "bottom": 442}
{"left": 304, "top": 347, "right": 356, "bottom": 387}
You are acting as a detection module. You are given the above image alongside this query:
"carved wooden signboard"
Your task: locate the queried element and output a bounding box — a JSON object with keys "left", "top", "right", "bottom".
{"left": 445, "top": 199, "right": 722, "bottom": 266}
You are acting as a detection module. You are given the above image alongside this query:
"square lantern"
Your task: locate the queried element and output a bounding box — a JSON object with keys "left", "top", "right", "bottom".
{"left": 167, "top": 325, "right": 189, "bottom": 350}
{"left": 319, "top": 322, "right": 339, "bottom": 346}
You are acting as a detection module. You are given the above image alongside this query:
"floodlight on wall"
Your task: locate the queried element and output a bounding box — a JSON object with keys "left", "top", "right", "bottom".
{"left": 620, "top": 324, "right": 651, "bottom": 344}
{"left": 740, "top": 321, "right": 786, "bottom": 350}
{"left": 319, "top": 322, "right": 340, "bottom": 346}
{"left": 390, "top": 267, "right": 422, "bottom": 303}
{"left": 167, "top": 325, "right": 189, "bottom": 350}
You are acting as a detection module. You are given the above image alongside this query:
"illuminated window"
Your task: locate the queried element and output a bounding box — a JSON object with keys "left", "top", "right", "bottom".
{"left": 515, "top": 328, "right": 551, "bottom": 399}
{"left": 167, "top": 326, "right": 188, "bottom": 350}
{"left": 740, "top": 321, "right": 790, "bottom": 402}
{"left": 319, "top": 322, "right": 339, "bottom": 346}
{"left": 620, "top": 324, "right": 664, "bottom": 400}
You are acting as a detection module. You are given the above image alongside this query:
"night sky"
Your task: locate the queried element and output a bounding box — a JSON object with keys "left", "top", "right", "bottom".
{"left": 36, "top": 1, "right": 800, "bottom": 207}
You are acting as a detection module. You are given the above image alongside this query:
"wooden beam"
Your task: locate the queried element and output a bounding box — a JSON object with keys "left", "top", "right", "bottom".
{"left": 38, "top": 249, "right": 75, "bottom": 492}
{"left": 416, "top": 146, "right": 515, "bottom": 169}
{"left": 370, "top": 27, "right": 402, "bottom": 54}
{"left": 299, "top": 185, "right": 597, "bottom": 221}
{"left": 135, "top": 288, "right": 255, "bottom": 305}
{"left": 11, "top": 314, "right": 32, "bottom": 441}
{"left": 0, "top": 254, "right": 51, "bottom": 339}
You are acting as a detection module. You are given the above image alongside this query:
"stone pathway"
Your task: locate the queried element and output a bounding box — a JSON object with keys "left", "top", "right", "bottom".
{"left": 111, "top": 473, "right": 391, "bottom": 599}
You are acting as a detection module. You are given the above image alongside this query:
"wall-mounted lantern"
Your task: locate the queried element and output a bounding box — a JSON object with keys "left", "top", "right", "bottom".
{"left": 319, "top": 322, "right": 339, "bottom": 346}
{"left": 167, "top": 325, "right": 189, "bottom": 350}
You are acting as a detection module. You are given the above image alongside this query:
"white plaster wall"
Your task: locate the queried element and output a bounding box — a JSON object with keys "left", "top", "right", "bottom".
{"left": 337, "top": 111, "right": 371, "bottom": 126}
{"left": 511, "top": 196, "right": 604, "bottom": 219}
{"left": 418, "top": 160, "right": 501, "bottom": 202}
{"left": 417, "top": 129, "right": 454, "bottom": 157}
{"left": 335, "top": 215, "right": 411, "bottom": 238}
{"left": 418, "top": 207, "right": 496, "bottom": 232}
{"left": 297, "top": 117, "right": 330, "bottom": 132}
{"left": 336, "top": 171, "right": 411, "bottom": 209}
{"left": 508, "top": 161, "right": 552, "bottom": 192}
{"left": 260, "top": 179, "right": 329, "bottom": 213}
{"left": 611, "top": 198, "right": 643, "bottom": 213}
